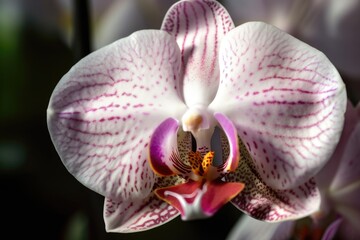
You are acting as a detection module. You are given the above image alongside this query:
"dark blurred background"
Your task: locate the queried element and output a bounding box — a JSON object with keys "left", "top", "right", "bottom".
{"left": 1, "top": 0, "right": 359, "bottom": 239}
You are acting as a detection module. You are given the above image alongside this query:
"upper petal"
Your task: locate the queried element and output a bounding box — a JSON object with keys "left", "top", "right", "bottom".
{"left": 161, "top": 0, "right": 234, "bottom": 106}
{"left": 47, "top": 30, "right": 187, "bottom": 201}
{"left": 210, "top": 22, "right": 347, "bottom": 189}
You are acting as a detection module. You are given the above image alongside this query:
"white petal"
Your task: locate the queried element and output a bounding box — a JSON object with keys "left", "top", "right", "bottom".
{"left": 161, "top": 0, "right": 234, "bottom": 106}
{"left": 210, "top": 21, "right": 347, "bottom": 189}
{"left": 104, "top": 195, "right": 179, "bottom": 233}
{"left": 47, "top": 30, "right": 186, "bottom": 201}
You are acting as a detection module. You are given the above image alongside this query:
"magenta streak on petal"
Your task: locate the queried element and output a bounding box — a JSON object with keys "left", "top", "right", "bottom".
{"left": 214, "top": 112, "right": 239, "bottom": 173}
{"left": 149, "top": 118, "right": 191, "bottom": 176}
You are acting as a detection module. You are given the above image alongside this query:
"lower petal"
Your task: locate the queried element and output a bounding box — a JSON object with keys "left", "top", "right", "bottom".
{"left": 104, "top": 195, "right": 179, "bottom": 233}
{"left": 104, "top": 175, "right": 184, "bottom": 232}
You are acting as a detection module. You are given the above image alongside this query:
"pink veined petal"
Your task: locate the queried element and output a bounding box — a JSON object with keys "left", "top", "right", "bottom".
{"left": 210, "top": 21, "right": 347, "bottom": 190}
{"left": 226, "top": 215, "right": 295, "bottom": 240}
{"left": 227, "top": 137, "right": 321, "bottom": 221}
{"left": 47, "top": 30, "right": 187, "bottom": 201}
{"left": 161, "top": 0, "right": 234, "bottom": 106}
{"left": 104, "top": 175, "right": 184, "bottom": 233}
{"left": 104, "top": 195, "right": 179, "bottom": 233}
{"left": 149, "top": 117, "right": 191, "bottom": 176}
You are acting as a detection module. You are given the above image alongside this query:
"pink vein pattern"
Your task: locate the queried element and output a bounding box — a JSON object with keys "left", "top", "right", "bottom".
{"left": 47, "top": 30, "right": 187, "bottom": 201}
{"left": 161, "top": 0, "right": 235, "bottom": 106}
{"left": 104, "top": 195, "right": 178, "bottom": 233}
{"left": 104, "top": 176, "right": 184, "bottom": 232}
{"left": 210, "top": 22, "right": 347, "bottom": 190}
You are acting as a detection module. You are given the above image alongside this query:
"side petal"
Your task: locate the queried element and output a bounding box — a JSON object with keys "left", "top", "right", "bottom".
{"left": 210, "top": 21, "right": 347, "bottom": 189}
{"left": 104, "top": 175, "right": 183, "bottom": 233}
{"left": 47, "top": 30, "right": 187, "bottom": 201}
{"left": 161, "top": 0, "right": 234, "bottom": 106}
{"left": 226, "top": 215, "right": 295, "bottom": 240}
{"left": 227, "top": 138, "right": 321, "bottom": 221}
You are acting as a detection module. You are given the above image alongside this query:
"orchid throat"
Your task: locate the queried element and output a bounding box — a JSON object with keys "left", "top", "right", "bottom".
{"left": 148, "top": 106, "right": 244, "bottom": 220}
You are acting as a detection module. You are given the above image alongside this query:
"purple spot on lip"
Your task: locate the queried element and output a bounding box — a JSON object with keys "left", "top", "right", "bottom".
{"left": 149, "top": 118, "right": 179, "bottom": 176}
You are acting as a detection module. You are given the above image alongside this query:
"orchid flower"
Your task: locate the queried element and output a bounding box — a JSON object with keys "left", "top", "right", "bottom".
{"left": 227, "top": 101, "right": 360, "bottom": 240}
{"left": 47, "top": 0, "right": 347, "bottom": 233}
{"left": 223, "top": 0, "right": 360, "bottom": 79}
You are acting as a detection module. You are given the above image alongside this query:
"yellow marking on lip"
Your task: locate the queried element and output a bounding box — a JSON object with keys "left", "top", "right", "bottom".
{"left": 202, "top": 151, "right": 214, "bottom": 175}
{"left": 188, "top": 151, "right": 215, "bottom": 177}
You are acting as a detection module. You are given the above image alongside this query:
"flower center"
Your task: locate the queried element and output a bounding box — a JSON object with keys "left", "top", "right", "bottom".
{"left": 188, "top": 151, "right": 215, "bottom": 180}
{"left": 181, "top": 106, "right": 211, "bottom": 134}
